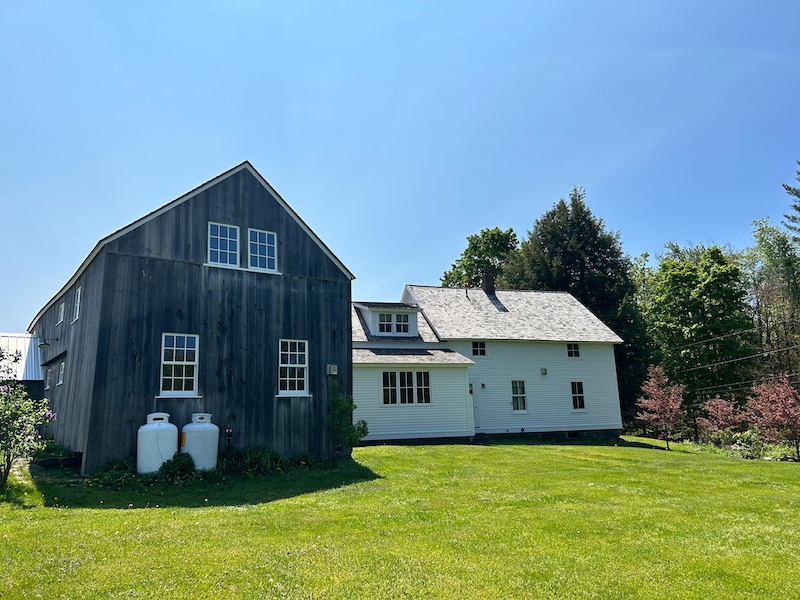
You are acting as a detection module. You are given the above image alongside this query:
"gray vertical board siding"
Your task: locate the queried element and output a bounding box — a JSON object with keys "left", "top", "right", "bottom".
{"left": 32, "top": 252, "right": 106, "bottom": 473}
{"left": 67, "top": 168, "right": 351, "bottom": 472}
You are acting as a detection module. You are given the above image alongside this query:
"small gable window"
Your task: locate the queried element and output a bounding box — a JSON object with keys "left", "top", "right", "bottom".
{"left": 72, "top": 286, "right": 82, "bottom": 323}
{"left": 472, "top": 341, "right": 486, "bottom": 356}
{"left": 567, "top": 343, "right": 580, "bottom": 357}
{"left": 377, "top": 313, "right": 412, "bottom": 335}
{"left": 57, "top": 302, "right": 65, "bottom": 325}
{"left": 208, "top": 222, "right": 239, "bottom": 267}
{"left": 248, "top": 228, "right": 277, "bottom": 272}
{"left": 57, "top": 362, "right": 65, "bottom": 386}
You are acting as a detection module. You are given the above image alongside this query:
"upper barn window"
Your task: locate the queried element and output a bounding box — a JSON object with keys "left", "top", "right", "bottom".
{"left": 208, "top": 222, "right": 240, "bottom": 267}
{"left": 248, "top": 228, "right": 278, "bottom": 272}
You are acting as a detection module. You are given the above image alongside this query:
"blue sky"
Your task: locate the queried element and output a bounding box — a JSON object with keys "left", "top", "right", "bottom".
{"left": 1, "top": 1, "right": 799, "bottom": 333}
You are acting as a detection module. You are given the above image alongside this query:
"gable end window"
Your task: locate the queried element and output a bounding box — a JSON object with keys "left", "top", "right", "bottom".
{"left": 382, "top": 370, "right": 431, "bottom": 405}
{"left": 571, "top": 381, "right": 585, "bottom": 410}
{"left": 511, "top": 380, "right": 527, "bottom": 411}
{"left": 472, "top": 341, "right": 486, "bottom": 356}
{"left": 57, "top": 362, "right": 65, "bottom": 386}
{"left": 248, "top": 228, "right": 277, "bottom": 272}
{"left": 208, "top": 222, "right": 239, "bottom": 267}
{"left": 279, "top": 339, "right": 308, "bottom": 396}
{"left": 57, "top": 302, "right": 65, "bottom": 325}
{"left": 72, "top": 286, "right": 82, "bottom": 323}
{"left": 161, "top": 333, "right": 199, "bottom": 396}
{"left": 45, "top": 368, "right": 52, "bottom": 390}
{"left": 567, "top": 343, "right": 580, "bottom": 357}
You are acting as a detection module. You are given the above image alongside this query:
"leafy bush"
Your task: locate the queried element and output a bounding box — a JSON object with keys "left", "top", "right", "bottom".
{"left": 157, "top": 452, "right": 198, "bottom": 484}
{"left": 1, "top": 348, "right": 57, "bottom": 488}
{"left": 730, "top": 430, "right": 765, "bottom": 460}
{"left": 326, "top": 381, "right": 368, "bottom": 451}
{"left": 217, "top": 447, "right": 289, "bottom": 477}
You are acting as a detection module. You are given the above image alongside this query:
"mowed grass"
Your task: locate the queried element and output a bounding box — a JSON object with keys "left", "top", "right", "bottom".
{"left": 2, "top": 437, "right": 800, "bottom": 599}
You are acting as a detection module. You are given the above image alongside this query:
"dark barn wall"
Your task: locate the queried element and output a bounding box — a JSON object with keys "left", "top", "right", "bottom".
{"left": 32, "top": 253, "right": 106, "bottom": 472}
{"left": 81, "top": 168, "right": 352, "bottom": 472}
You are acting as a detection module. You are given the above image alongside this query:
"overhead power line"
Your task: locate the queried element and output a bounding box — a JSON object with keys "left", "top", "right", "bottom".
{"left": 678, "top": 344, "right": 800, "bottom": 373}
{"left": 668, "top": 314, "right": 800, "bottom": 353}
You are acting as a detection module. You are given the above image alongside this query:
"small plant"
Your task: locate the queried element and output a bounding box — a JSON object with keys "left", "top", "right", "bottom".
{"left": 731, "top": 429, "right": 765, "bottom": 460}
{"left": 157, "top": 452, "right": 198, "bottom": 484}
{"left": 325, "top": 381, "right": 368, "bottom": 453}
{"left": 290, "top": 451, "right": 315, "bottom": 470}
{"left": 217, "top": 446, "right": 289, "bottom": 477}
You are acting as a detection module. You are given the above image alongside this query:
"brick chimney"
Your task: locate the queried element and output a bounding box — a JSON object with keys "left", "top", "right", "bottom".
{"left": 482, "top": 271, "right": 496, "bottom": 296}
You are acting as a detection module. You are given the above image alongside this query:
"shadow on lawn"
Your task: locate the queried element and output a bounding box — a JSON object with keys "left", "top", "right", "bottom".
{"left": 27, "top": 459, "right": 381, "bottom": 510}
{"left": 483, "top": 434, "right": 665, "bottom": 451}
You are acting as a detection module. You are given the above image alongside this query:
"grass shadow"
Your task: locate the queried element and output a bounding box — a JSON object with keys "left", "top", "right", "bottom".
{"left": 26, "top": 458, "right": 381, "bottom": 510}
{"left": 472, "top": 433, "right": 669, "bottom": 451}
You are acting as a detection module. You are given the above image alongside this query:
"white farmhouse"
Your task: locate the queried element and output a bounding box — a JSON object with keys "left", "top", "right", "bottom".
{"left": 352, "top": 283, "right": 623, "bottom": 441}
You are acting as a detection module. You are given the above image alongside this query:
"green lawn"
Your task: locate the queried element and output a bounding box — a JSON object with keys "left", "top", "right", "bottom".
{"left": 2, "top": 437, "right": 799, "bottom": 599}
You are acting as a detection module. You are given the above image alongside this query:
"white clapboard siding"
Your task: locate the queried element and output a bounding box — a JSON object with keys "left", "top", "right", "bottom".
{"left": 451, "top": 340, "right": 622, "bottom": 433}
{"left": 354, "top": 365, "right": 473, "bottom": 440}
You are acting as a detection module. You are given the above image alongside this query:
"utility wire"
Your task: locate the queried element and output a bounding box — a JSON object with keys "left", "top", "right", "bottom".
{"left": 668, "top": 314, "right": 800, "bottom": 353}
{"left": 679, "top": 344, "right": 800, "bottom": 373}
{"left": 689, "top": 371, "right": 800, "bottom": 395}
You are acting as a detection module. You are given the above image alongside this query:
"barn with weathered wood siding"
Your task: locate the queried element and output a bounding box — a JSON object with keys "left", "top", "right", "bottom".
{"left": 29, "top": 162, "right": 354, "bottom": 474}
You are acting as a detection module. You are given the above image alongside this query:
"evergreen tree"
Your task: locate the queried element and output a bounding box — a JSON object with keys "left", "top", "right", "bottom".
{"left": 502, "top": 187, "right": 650, "bottom": 419}
{"left": 780, "top": 160, "right": 800, "bottom": 242}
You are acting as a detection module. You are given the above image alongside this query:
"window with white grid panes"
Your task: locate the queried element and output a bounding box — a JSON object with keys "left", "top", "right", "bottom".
{"left": 160, "top": 334, "right": 198, "bottom": 396}
{"left": 278, "top": 339, "right": 308, "bottom": 395}
{"left": 208, "top": 222, "right": 239, "bottom": 266}
{"left": 512, "top": 380, "right": 527, "bottom": 411}
{"left": 248, "top": 228, "right": 277, "bottom": 271}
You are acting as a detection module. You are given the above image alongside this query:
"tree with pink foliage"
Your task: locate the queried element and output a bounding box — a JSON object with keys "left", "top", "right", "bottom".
{"left": 701, "top": 396, "right": 745, "bottom": 438}
{"left": 746, "top": 376, "right": 800, "bottom": 460}
{"left": 636, "top": 365, "right": 686, "bottom": 450}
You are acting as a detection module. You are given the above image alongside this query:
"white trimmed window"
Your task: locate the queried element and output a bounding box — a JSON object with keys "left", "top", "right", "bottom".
{"left": 45, "top": 368, "right": 52, "bottom": 390}
{"left": 378, "top": 313, "right": 393, "bottom": 333}
{"left": 395, "top": 314, "right": 409, "bottom": 333}
{"left": 72, "top": 286, "right": 82, "bottom": 323}
{"left": 378, "top": 313, "right": 411, "bottom": 335}
{"left": 57, "top": 302, "right": 65, "bottom": 325}
{"left": 248, "top": 228, "right": 277, "bottom": 272}
{"left": 57, "top": 362, "right": 65, "bottom": 386}
{"left": 382, "top": 370, "right": 431, "bottom": 405}
{"left": 278, "top": 339, "right": 308, "bottom": 395}
{"left": 567, "top": 343, "right": 580, "bottom": 357}
{"left": 472, "top": 341, "right": 486, "bottom": 356}
{"left": 160, "top": 333, "right": 199, "bottom": 396}
{"left": 512, "top": 380, "right": 527, "bottom": 411}
{"left": 571, "top": 381, "right": 585, "bottom": 410}
{"left": 208, "top": 222, "right": 239, "bottom": 267}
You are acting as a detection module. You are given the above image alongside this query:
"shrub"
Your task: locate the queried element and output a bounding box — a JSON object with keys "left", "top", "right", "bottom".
{"left": 746, "top": 376, "right": 800, "bottom": 460}
{"left": 326, "top": 381, "right": 368, "bottom": 452}
{"left": 157, "top": 452, "right": 198, "bottom": 484}
{"left": 731, "top": 429, "right": 765, "bottom": 460}
{"left": 1, "top": 349, "right": 57, "bottom": 489}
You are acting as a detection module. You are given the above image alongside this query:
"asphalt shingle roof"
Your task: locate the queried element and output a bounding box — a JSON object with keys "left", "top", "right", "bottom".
{"left": 351, "top": 304, "right": 439, "bottom": 343}
{"left": 353, "top": 348, "right": 475, "bottom": 365}
{"left": 404, "top": 285, "right": 623, "bottom": 343}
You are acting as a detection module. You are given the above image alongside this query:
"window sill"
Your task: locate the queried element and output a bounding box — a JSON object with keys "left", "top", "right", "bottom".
{"left": 571, "top": 409, "right": 588, "bottom": 413}
{"left": 156, "top": 395, "right": 203, "bottom": 400}
{"left": 204, "top": 262, "right": 283, "bottom": 276}
{"left": 276, "top": 394, "right": 313, "bottom": 399}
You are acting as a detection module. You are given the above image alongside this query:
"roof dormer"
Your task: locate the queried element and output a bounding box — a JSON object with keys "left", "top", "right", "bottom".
{"left": 353, "top": 302, "right": 421, "bottom": 338}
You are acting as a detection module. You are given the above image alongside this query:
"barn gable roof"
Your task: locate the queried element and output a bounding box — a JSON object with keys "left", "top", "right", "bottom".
{"left": 403, "top": 285, "right": 623, "bottom": 344}
{"left": 29, "top": 162, "right": 354, "bottom": 330}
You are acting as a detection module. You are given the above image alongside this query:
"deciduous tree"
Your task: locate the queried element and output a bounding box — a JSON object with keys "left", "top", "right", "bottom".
{"left": 441, "top": 227, "right": 518, "bottom": 288}
{"left": 746, "top": 376, "right": 800, "bottom": 460}
{"left": 636, "top": 365, "right": 686, "bottom": 450}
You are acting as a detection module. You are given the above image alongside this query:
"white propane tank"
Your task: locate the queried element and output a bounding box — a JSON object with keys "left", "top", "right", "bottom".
{"left": 136, "top": 412, "right": 178, "bottom": 474}
{"left": 180, "top": 413, "right": 220, "bottom": 471}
